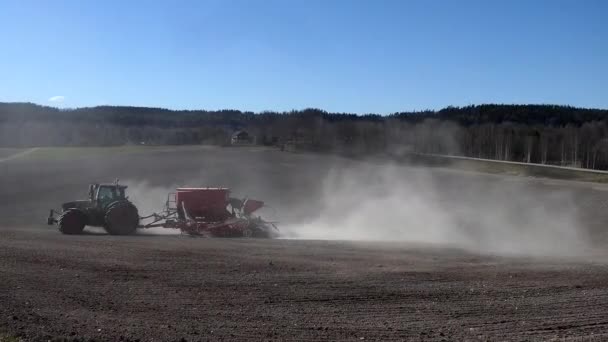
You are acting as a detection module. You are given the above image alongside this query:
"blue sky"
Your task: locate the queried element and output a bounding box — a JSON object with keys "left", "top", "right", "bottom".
{"left": 0, "top": 0, "right": 606, "bottom": 114}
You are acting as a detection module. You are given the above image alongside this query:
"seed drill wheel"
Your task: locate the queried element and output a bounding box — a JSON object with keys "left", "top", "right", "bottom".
{"left": 58, "top": 209, "right": 86, "bottom": 235}
{"left": 104, "top": 201, "right": 139, "bottom": 235}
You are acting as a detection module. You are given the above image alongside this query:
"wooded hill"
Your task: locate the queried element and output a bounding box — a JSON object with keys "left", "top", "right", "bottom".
{"left": 2, "top": 102, "right": 608, "bottom": 169}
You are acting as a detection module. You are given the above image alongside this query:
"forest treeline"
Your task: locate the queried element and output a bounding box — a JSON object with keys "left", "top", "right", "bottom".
{"left": 2, "top": 102, "right": 608, "bottom": 169}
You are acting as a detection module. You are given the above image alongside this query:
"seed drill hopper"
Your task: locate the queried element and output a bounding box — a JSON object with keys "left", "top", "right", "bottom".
{"left": 140, "top": 187, "right": 279, "bottom": 238}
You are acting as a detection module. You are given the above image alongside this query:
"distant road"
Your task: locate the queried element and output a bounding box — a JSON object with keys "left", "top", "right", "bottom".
{"left": 0, "top": 148, "right": 39, "bottom": 163}
{"left": 415, "top": 153, "right": 608, "bottom": 175}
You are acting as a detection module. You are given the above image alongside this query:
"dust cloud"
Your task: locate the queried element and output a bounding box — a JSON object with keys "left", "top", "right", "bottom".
{"left": 120, "top": 154, "right": 591, "bottom": 257}
{"left": 124, "top": 180, "right": 181, "bottom": 235}
{"left": 282, "top": 164, "right": 591, "bottom": 257}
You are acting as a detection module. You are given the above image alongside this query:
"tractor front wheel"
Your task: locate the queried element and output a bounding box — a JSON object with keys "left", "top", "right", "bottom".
{"left": 58, "top": 209, "right": 86, "bottom": 235}
{"left": 104, "top": 201, "right": 139, "bottom": 235}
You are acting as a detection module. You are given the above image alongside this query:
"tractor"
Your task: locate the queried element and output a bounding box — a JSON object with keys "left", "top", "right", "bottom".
{"left": 47, "top": 182, "right": 139, "bottom": 235}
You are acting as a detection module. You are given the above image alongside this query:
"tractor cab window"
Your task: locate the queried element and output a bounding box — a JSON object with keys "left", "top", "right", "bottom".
{"left": 97, "top": 186, "right": 119, "bottom": 204}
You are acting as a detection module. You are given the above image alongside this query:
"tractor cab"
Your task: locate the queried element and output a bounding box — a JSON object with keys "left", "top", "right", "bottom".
{"left": 89, "top": 183, "right": 128, "bottom": 208}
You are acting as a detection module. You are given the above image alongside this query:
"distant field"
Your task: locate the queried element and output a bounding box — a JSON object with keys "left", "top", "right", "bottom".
{"left": 4, "top": 145, "right": 608, "bottom": 184}
{"left": 15, "top": 145, "right": 226, "bottom": 160}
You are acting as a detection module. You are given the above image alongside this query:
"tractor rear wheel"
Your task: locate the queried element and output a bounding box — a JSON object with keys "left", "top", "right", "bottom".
{"left": 104, "top": 201, "right": 139, "bottom": 235}
{"left": 58, "top": 209, "right": 86, "bottom": 235}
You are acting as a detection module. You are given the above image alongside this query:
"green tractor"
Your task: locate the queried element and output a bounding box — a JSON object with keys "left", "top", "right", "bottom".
{"left": 47, "top": 181, "right": 139, "bottom": 235}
